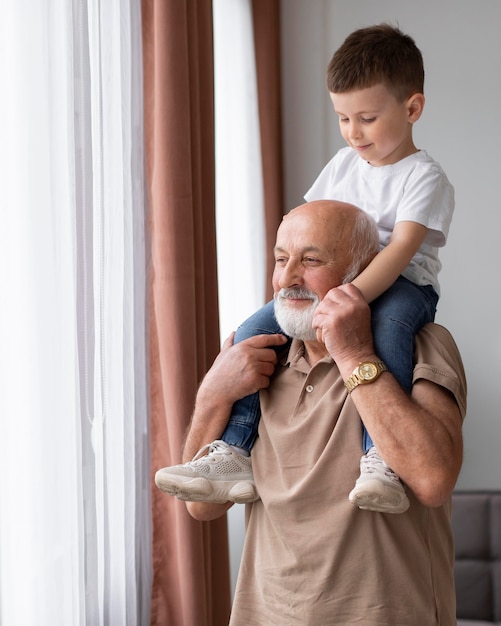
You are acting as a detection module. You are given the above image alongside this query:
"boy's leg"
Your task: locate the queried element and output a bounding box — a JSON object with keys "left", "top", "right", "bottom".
{"left": 222, "top": 300, "right": 285, "bottom": 451}
{"left": 155, "top": 300, "right": 289, "bottom": 503}
{"left": 350, "top": 277, "right": 438, "bottom": 513}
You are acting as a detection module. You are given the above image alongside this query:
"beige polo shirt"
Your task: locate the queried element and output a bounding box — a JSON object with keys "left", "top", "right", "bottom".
{"left": 230, "top": 323, "right": 467, "bottom": 626}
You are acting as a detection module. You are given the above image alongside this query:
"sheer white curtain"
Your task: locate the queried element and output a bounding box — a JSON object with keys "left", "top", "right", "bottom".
{"left": 213, "top": 0, "right": 266, "bottom": 340}
{"left": 0, "top": 2, "right": 150, "bottom": 625}
{"left": 213, "top": 0, "right": 266, "bottom": 594}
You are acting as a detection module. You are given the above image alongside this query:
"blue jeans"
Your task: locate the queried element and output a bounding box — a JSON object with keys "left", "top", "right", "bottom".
{"left": 221, "top": 277, "right": 438, "bottom": 454}
{"left": 363, "top": 276, "right": 438, "bottom": 452}
{"left": 221, "top": 300, "right": 289, "bottom": 450}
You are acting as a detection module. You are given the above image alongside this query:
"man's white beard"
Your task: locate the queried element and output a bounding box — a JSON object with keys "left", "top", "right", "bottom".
{"left": 274, "top": 288, "right": 320, "bottom": 341}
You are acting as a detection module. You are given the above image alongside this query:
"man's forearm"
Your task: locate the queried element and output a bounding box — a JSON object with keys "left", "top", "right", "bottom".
{"left": 182, "top": 383, "right": 235, "bottom": 462}
{"left": 347, "top": 370, "right": 463, "bottom": 507}
{"left": 313, "top": 284, "right": 463, "bottom": 507}
{"left": 183, "top": 386, "right": 236, "bottom": 520}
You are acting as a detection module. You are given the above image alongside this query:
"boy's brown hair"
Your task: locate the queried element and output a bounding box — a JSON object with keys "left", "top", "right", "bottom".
{"left": 327, "top": 24, "right": 424, "bottom": 102}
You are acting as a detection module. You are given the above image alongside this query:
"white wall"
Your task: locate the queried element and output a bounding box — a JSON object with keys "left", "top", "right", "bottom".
{"left": 280, "top": 0, "right": 501, "bottom": 490}
{"left": 228, "top": 0, "right": 501, "bottom": 595}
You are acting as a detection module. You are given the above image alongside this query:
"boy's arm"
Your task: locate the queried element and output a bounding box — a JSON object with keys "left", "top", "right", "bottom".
{"left": 351, "top": 221, "right": 428, "bottom": 303}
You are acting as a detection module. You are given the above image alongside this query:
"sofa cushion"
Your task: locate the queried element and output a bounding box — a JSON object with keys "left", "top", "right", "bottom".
{"left": 457, "top": 619, "right": 501, "bottom": 626}
{"left": 452, "top": 492, "right": 501, "bottom": 624}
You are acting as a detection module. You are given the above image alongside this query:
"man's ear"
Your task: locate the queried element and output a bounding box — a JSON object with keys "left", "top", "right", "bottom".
{"left": 407, "top": 92, "right": 425, "bottom": 123}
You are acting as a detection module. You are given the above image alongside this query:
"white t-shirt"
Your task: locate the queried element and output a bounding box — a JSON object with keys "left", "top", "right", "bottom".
{"left": 304, "top": 147, "right": 455, "bottom": 294}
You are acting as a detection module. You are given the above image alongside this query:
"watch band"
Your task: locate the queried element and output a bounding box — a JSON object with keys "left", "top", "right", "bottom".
{"left": 344, "top": 360, "right": 388, "bottom": 393}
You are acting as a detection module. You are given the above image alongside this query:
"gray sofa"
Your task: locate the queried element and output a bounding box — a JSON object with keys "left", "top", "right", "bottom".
{"left": 452, "top": 491, "right": 501, "bottom": 625}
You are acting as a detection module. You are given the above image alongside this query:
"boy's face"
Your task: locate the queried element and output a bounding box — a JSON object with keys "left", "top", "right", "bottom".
{"left": 330, "top": 83, "right": 423, "bottom": 167}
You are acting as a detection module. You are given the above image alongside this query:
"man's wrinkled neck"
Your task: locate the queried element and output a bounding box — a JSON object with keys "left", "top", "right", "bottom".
{"left": 303, "top": 339, "right": 330, "bottom": 366}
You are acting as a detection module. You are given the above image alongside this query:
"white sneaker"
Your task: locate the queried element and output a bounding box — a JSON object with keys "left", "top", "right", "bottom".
{"left": 348, "top": 446, "right": 410, "bottom": 514}
{"left": 155, "top": 440, "right": 258, "bottom": 504}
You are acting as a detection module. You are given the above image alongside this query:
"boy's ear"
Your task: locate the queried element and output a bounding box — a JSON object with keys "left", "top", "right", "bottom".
{"left": 407, "top": 93, "right": 425, "bottom": 123}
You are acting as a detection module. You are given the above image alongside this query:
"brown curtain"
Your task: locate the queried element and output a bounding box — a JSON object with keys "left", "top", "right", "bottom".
{"left": 252, "top": 0, "right": 285, "bottom": 297}
{"left": 143, "top": 0, "right": 283, "bottom": 624}
{"left": 142, "top": 1, "right": 230, "bottom": 625}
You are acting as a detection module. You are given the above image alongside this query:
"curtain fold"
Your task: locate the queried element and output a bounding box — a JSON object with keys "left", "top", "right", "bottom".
{"left": 251, "top": 0, "right": 285, "bottom": 298}
{"left": 142, "top": 1, "right": 231, "bottom": 625}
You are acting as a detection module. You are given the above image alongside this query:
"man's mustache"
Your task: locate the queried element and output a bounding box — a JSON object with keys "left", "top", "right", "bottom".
{"left": 275, "top": 287, "right": 318, "bottom": 301}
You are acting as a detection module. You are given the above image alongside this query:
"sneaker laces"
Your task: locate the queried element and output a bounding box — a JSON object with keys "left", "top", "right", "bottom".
{"left": 190, "top": 440, "right": 231, "bottom": 466}
{"left": 362, "top": 448, "right": 400, "bottom": 485}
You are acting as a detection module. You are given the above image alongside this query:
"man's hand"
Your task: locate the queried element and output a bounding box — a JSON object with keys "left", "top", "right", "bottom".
{"left": 312, "top": 283, "right": 376, "bottom": 377}
{"left": 198, "top": 332, "right": 288, "bottom": 407}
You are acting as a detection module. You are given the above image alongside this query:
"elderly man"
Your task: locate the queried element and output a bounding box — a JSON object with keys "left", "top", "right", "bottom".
{"left": 163, "top": 200, "right": 466, "bottom": 625}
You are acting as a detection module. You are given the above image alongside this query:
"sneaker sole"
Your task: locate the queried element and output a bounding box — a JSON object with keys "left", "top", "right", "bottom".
{"left": 349, "top": 480, "right": 410, "bottom": 514}
{"left": 351, "top": 494, "right": 410, "bottom": 514}
{"left": 228, "top": 481, "right": 258, "bottom": 504}
{"left": 155, "top": 472, "right": 258, "bottom": 504}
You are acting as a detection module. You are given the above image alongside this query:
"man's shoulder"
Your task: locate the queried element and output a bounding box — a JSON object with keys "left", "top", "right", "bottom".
{"left": 418, "top": 321, "right": 455, "bottom": 341}
{"left": 416, "top": 322, "right": 461, "bottom": 361}
{"left": 415, "top": 322, "right": 467, "bottom": 416}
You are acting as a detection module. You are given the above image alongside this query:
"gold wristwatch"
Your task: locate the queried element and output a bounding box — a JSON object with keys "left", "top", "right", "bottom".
{"left": 344, "top": 361, "right": 388, "bottom": 393}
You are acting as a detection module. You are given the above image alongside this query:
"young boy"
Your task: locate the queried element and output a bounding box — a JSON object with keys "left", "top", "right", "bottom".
{"left": 155, "top": 24, "right": 455, "bottom": 514}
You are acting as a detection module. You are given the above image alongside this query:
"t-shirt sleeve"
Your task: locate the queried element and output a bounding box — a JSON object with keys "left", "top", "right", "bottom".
{"left": 304, "top": 156, "right": 337, "bottom": 202}
{"left": 397, "top": 166, "right": 455, "bottom": 247}
{"left": 413, "top": 323, "right": 467, "bottom": 419}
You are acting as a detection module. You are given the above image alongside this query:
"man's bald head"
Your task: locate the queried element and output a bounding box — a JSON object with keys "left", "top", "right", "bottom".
{"left": 279, "top": 200, "right": 379, "bottom": 283}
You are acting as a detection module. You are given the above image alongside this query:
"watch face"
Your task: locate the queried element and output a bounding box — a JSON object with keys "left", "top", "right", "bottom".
{"left": 358, "top": 362, "right": 378, "bottom": 380}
